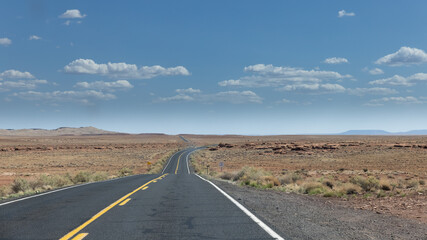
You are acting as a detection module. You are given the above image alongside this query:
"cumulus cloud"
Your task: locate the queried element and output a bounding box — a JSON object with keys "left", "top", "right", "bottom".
{"left": 369, "top": 73, "right": 427, "bottom": 86}
{"left": 347, "top": 87, "right": 398, "bottom": 96}
{"left": 13, "top": 90, "right": 115, "bottom": 104}
{"left": 0, "top": 69, "right": 35, "bottom": 80}
{"left": 375, "top": 47, "right": 427, "bottom": 66}
{"left": 157, "top": 90, "right": 262, "bottom": 104}
{"left": 29, "top": 35, "right": 42, "bottom": 40}
{"left": 64, "top": 59, "right": 190, "bottom": 79}
{"left": 175, "top": 88, "right": 201, "bottom": 94}
{"left": 338, "top": 10, "right": 355, "bottom": 18}
{"left": 218, "top": 64, "right": 351, "bottom": 88}
{"left": 323, "top": 57, "right": 348, "bottom": 64}
{"left": 0, "top": 38, "right": 12, "bottom": 46}
{"left": 75, "top": 80, "right": 133, "bottom": 91}
{"left": 281, "top": 83, "right": 346, "bottom": 93}
{"left": 59, "top": 9, "right": 86, "bottom": 19}
{"left": 366, "top": 96, "right": 422, "bottom": 106}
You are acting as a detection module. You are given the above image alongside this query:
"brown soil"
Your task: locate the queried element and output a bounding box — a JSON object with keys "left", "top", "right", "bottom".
{"left": 186, "top": 135, "right": 427, "bottom": 223}
{"left": 0, "top": 134, "right": 185, "bottom": 186}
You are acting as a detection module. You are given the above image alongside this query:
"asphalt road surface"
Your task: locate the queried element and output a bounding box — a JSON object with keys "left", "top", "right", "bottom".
{"left": 0, "top": 148, "right": 283, "bottom": 240}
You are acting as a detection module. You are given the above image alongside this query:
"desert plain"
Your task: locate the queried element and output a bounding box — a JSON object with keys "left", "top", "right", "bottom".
{"left": 0, "top": 132, "right": 426, "bottom": 223}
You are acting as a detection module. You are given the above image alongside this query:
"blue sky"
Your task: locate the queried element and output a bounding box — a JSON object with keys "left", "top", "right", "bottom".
{"left": 1, "top": 1, "right": 427, "bottom": 134}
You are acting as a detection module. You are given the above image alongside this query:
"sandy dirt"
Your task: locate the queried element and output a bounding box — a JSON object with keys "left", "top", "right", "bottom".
{"left": 186, "top": 135, "right": 427, "bottom": 223}
{"left": 0, "top": 134, "right": 185, "bottom": 186}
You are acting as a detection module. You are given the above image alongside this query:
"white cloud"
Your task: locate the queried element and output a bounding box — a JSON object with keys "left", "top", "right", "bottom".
{"left": 13, "top": 90, "right": 115, "bottom": 103}
{"left": 375, "top": 47, "right": 427, "bottom": 66}
{"left": 0, "top": 80, "right": 47, "bottom": 90}
{"left": 369, "top": 73, "right": 427, "bottom": 86}
{"left": 175, "top": 88, "right": 201, "bottom": 94}
{"left": 348, "top": 87, "right": 398, "bottom": 96}
{"left": 157, "top": 90, "right": 262, "bottom": 104}
{"left": 366, "top": 96, "right": 422, "bottom": 106}
{"left": 218, "top": 80, "right": 241, "bottom": 87}
{"left": 29, "top": 35, "right": 42, "bottom": 40}
{"left": 64, "top": 59, "right": 190, "bottom": 79}
{"left": 324, "top": 57, "right": 348, "bottom": 64}
{"left": 0, "top": 69, "right": 35, "bottom": 80}
{"left": 213, "top": 91, "right": 262, "bottom": 104}
{"left": 75, "top": 80, "right": 133, "bottom": 91}
{"left": 338, "top": 10, "right": 355, "bottom": 18}
{"left": 0, "top": 38, "right": 12, "bottom": 46}
{"left": 281, "top": 83, "right": 346, "bottom": 93}
{"left": 59, "top": 9, "right": 86, "bottom": 19}
{"left": 368, "top": 68, "right": 384, "bottom": 75}
{"left": 158, "top": 94, "right": 194, "bottom": 102}
{"left": 218, "top": 64, "right": 351, "bottom": 88}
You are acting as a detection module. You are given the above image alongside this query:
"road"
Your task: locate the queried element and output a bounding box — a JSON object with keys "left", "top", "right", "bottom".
{"left": 0, "top": 148, "right": 283, "bottom": 240}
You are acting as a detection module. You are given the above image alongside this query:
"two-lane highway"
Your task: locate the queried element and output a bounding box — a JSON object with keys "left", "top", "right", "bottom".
{"left": 0, "top": 148, "right": 283, "bottom": 240}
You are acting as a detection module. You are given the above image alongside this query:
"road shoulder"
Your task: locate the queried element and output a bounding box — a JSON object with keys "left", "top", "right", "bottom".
{"left": 212, "top": 179, "right": 427, "bottom": 240}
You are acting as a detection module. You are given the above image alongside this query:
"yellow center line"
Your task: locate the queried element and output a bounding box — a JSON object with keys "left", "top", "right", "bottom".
{"left": 142, "top": 186, "right": 148, "bottom": 190}
{"left": 119, "top": 198, "right": 131, "bottom": 206}
{"left": 175, "top": 152, "right": 185, "bottom": 174}
{"left": 71, "top": 233, "right": 88, "bottom": 240}
{"left": 59, "top": 174, "right": 168, "bottom": 240}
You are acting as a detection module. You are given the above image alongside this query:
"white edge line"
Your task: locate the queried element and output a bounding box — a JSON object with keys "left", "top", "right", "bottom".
{"left": 196, "top": 174, "right": 284, "bottom": 240}
{"left": 161, "top": 150, "right": 182, "bottom": 174}
{"left": 0, "top": 174, "right": 137, "bottom": 207}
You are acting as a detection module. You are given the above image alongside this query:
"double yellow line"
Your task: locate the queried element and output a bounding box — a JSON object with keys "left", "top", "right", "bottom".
{"left": 59, "top": 174, "right": 168, "bottom": 240}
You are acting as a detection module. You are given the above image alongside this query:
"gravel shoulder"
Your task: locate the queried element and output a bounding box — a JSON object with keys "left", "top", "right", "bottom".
{"left": 212, "top": 179, "right": 427, "bottom": 240}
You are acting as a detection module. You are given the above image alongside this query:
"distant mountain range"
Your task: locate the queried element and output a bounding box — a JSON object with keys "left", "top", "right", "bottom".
{"left": 340, "top": 130, "right": 427, "bottom": 135}
{"left": 0, "top": 127, "right": 120, "bottom": 136}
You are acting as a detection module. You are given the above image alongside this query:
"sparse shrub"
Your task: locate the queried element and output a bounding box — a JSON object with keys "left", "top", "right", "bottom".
{"left": 279, "top": 173, "right": 301, "bottom": 185}
{"left": 301, "top": 182, "right": 327, "bottom": 195}
{"left": 118, "top": 167, "right": 133, "bottom": 177}
{"left": 420, "top": 179, "right": 425, "bottom": 186}
{"left": 377, "top": 191, "right": 386, "bottom": 198}
{"left": 363, "top": 168, "right": 368, "bottom": 173}
{"left": 324, "top": 181, "right": 334, "bottom": 189}
{"left": 262, "top": 175, "right": 280, "bottom": 187}
{"left": 406, "top": 180, "right": 419, "bottom": 189}
{"left": 336, "top": 183, "right": 361, "bottom": 195}
{"left": 233, "top": 169, "right": 245, "bottom": 181}
{"left": 92, "top": 172, "right": 109, "bottom": 182}
{"left": 379, "top": 179, "right": 392, "bottom": 191}
{"left": 350, "top": 176, "right": 379, "bottom": 192}
{"left": 11, "top": 178, "right": 30, "bottom": 193}
{"left": 218, "top": 172, "right": 234, "bottom": 180}
{"left": 51, "top": 174, "right": 73, "bottom": 187}
{"left": 0, "top": 186, "right": 10, "bottom": 198}
{"left": 72, "top": 171, "right": 92, "bottom": 184}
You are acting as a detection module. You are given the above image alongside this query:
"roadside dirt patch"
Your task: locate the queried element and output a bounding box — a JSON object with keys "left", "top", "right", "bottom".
{"left": 188, "top": 135, "right": 427, "bottom": 223}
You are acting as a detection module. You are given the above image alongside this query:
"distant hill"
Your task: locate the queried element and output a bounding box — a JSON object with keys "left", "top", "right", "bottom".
{"left": 0, "top": 127, "right": 119, "bottom": 136}
{"left": 340, "top": 129, "right": 427, "bottom": 135}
